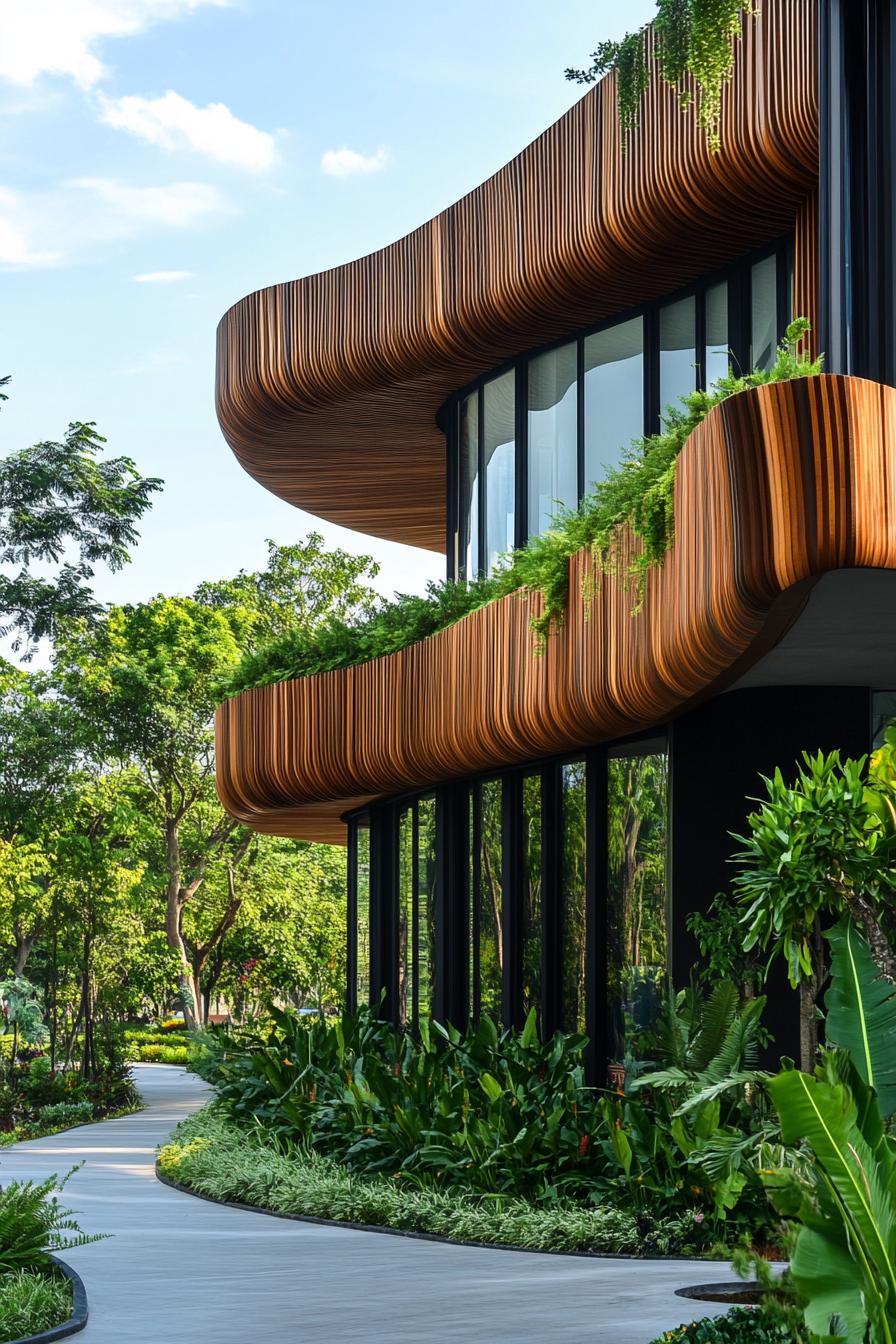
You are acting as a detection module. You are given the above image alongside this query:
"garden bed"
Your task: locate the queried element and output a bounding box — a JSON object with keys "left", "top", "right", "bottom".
{"left": 157, "top": 1107, "right": 731, "bottom": 1260}
{"left": 0, "top": 1257, "right": 86, "bottom": 1344}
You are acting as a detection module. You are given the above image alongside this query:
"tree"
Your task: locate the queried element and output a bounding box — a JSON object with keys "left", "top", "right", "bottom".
{"left": 0, "top": 377, "right": 162, "bottom": 653}
{"left": 0, "top": 664, "right": 79, "bottom": 973}
{"left": 56, "top": 538, "right": 374, "bottom": 1027}
{"left": 194, "top": 534, "right": 379, "bottom": 645}
{"left": 732, "top": 750, "right": 896, "bottom": 1071}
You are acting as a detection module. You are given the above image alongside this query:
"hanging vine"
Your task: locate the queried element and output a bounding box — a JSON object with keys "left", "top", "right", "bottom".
{"left": 565, "top": 0, "right": 757, "bottom": 151}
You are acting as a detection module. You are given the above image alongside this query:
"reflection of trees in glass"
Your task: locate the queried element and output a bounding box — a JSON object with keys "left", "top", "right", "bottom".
{"left": 417, "top": 796, "right": 437, "bottom": 1021}
{"left": 479, "top": 780, "right": 503, "bottom": 1020}
{"left": 561, "top": 760, "right": 587, "bottom": 1033}
{"left": 607, "top": 749, "right": 668, "bottom": 1064}
{"left": 356, "top": 824, "right": 370, "bottom": 1007}
{"left": 522, "top": 774, "right": 542, "bottom": 1028}
{"left": 398, "top": 807, "right": 413, "bottom": 1028}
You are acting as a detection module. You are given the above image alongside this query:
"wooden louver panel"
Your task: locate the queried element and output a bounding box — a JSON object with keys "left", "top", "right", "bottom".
{"left": 216, "top": 375, "right": 896, "bottom": 843}
{"left": 215, "top": 0, "right": 819, "bottom": 551}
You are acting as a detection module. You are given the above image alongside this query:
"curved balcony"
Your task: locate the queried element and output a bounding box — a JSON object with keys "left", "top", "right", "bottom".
{"left": 215, "top": 0, "right": 817, "bottom": 552}
{"left": 216, "top": 374, "right": 896, "bottom": 842}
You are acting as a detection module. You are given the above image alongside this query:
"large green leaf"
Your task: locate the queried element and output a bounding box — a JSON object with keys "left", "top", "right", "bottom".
{"left": 767, "top": 1067, "right": 896, "bottom": 1342}
{"left": 826, "top": 918, "right": 896, "bottom": 1116}
{"left": 790, "top": 1225, "right": 867, "bottom": 1343}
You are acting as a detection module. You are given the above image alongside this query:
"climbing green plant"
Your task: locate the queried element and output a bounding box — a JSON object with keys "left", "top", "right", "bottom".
{"left": 225, "top": 319, "right": 821, "bottom": 697}
{"left": 566, "top": 0, "right": 757, "bottom": 151}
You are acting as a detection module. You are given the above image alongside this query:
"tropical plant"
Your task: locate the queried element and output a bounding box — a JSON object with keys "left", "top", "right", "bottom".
{"left": 0, "top": 1269, "right": 72, "bottom": 1339}
{"left": 732, "top": 750, "right": 896, "bottom": 1070}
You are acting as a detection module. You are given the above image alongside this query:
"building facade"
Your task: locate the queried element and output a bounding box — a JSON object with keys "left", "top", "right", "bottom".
{"left": 215, "top": 0, "right": 896, "bottom": 1076}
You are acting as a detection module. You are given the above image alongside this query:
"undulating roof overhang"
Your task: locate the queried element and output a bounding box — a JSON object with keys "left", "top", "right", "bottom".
{"left": 216, "top": 375, "right": 896, "bottom": 842}
{"left": 215, "top": 0, "right": 819, "bottom": 552}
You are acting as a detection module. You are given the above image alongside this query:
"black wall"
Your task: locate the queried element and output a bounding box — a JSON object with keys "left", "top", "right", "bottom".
{"left": 670, "top": 685, "right": 871, "bottom": 1060}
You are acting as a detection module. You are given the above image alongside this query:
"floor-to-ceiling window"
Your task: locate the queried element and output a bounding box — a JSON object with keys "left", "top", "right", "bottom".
{"left": 475, "top": 779, "right": 504, "bottom": 1019}
{"left": 521, "top": 772, "right": 543, "bottom": 1029}
{"left": 560, "top": 758, "right": 588, "bottom": 1035}
{"left": 606, "top": 740, "right": 669, "bottom": 1072}
{"left": 583, "top": 317, "right": 644, "bottom": 494}
{"left": 348, "top": 818, "right": 371, "bottom": 1012}
{"left": 449, "top": 238, "right": 793, "bottom": 580}
{"left": 397, "top": 796, "right": 438, "bottom": 1028}
{"left": 527, "top": 343, "right": 578, "bottom": 537}
{"left": 483, "top": 373, "right": 516, "bottom": 574}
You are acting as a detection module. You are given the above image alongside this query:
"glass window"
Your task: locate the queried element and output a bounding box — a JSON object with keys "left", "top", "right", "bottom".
{"left": 478, "top": 780, "right": 504, "bottom": 1020}
{"left": 583, "top": 317, "right": 644, "bottom": 492}
{"left": 751, "top": 254, "right": 777, "bottom": 371}
{"left": 521, "top": 773, "right": 542, "bottom": 1030}
{"left": 398, "top": 806, "right": 414, "bottom": 1028}
{"left": 705, "top": 281, "right": 729, "bottom": 389}
{"left": 607, "top": 741, "right": 669, "bottom": 1075}
{"left": 355, "top": 821, "right": 371, "bottom": 1009}
{"left": 527, "top": 343, "right": 577, "bottom": 537}
{"left": 659, "top": 295, "right": 696, "bottom": 418}
{"left": 483, "top": 372, "right": 516, "bottom": 574}
{"left": 416, "top": 795, "right": 437, "bottom": 1022}
{"left": 561, "top": 759, "right": 587, "bottom": 1035}
{"left": 459, "top": 394, "right": 479, "bottom": 579}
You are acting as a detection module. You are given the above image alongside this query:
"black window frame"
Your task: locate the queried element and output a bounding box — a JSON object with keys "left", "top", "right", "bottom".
{"left": 445, "top": 236, "right": 794, "bottom": 580}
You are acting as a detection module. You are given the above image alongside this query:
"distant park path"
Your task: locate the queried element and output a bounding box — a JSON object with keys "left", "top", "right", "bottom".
{"left": 0, "top": 1065, "right": 734, "bottom": 1343}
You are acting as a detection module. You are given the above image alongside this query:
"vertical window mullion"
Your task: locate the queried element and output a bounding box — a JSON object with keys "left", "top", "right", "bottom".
{"left": 644, "top": 306, "right": 660, "bottom": 437}
{"left": 347, "top": 822, "right": 358, "bottom": 1015}
{"left": 585, "top": 749, "right": 607, "bottom": 1086}
{"left": 471, "top": 782, "right": 482, "bottom": 1021}
{"left": 695, "top": 286, "right": 707, "bottom": 392}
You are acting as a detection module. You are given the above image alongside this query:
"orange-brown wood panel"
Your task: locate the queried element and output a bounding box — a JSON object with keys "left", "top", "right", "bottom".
{"left": 215, "top": 374, "right": 896, "bottom": 844}
{"left": 216, "top": 0, "right": 819, "bottom": 551}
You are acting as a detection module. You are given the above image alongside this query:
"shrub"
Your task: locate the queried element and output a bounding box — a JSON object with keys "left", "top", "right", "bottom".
{"left": 647, "top": 1305, "right": 803, "bottom": 1343}
{"left": 0, "top": 1269, "right": 71, "bottom": 1339}
{"left": 160, "top": 1107, "right": 706, "bottom": 1256}
{"left": 136, "top": 1044, "right": 189, "bottom": 1065}
{"left": 0, "top": 1167, "right": 102, "bottom": 1272}
{"left": 35, "top": 1102, "right": 94, "bottom": 1131}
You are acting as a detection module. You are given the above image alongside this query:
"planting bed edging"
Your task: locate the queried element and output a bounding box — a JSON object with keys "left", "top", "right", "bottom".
{"left": 6, "top": 1258, "right": 87, "bottom": 1344}
{"left": 155, "top": 1164, "right": 732, "bottom": 1266}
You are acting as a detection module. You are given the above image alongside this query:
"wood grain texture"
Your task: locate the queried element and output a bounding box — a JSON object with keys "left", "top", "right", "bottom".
{"left": 216, "top": 0, "right": 818, "bottom": 552}
{"left": 215, "top": 374, "right": 896, "bottom": 843}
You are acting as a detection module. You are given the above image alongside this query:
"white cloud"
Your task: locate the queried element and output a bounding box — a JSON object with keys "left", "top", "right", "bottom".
{"left": 73, "top": 177, "right": 226, "bottom": 227}
{"left": 99, "top": 91, "right": 276, "bottom": 170}
{"left": 0, "top": 187, "right": 62, "bottom": 268}
{"left": 321, "top": 145, "right": 388, "bottom": 178}
{"left": 133, "top": 269, "right": 193, "bottom": 283}
{"left": 0, "top": 1, "right": 229, "bottom": 89}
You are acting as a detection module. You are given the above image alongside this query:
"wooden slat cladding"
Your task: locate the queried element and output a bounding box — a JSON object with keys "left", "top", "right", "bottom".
{"left": 216, "top": 0, "right": 818, "bottom": 552}
{"left": 215, "top": 374, "right": 896, "bottom": 843}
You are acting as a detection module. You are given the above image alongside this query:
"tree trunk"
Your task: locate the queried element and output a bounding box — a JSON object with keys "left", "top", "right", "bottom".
{"left": 164, "top": 818, "right": 197, "bottom": 1030}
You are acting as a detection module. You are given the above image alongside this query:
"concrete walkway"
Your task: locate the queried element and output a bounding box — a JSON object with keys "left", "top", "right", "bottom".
{"left": 0, "top": 1065, "right": 735, "bottom": 1343}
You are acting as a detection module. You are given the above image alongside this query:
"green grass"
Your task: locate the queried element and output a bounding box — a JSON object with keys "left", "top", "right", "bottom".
{"left": 0, "top": 1269, "right": 71, "bottom": 1341}
{"left": 158, "top": 1106, "right": 712, "bottom": 1257}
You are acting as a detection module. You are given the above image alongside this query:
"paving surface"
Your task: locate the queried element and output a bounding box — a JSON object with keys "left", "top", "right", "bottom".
{"left": 0, "top": 1065, "right": 736, "bottom": 1343}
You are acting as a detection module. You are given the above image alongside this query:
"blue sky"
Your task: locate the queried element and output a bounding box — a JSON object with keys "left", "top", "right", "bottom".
{"left": 0, "top": 0, "right": 655, "bottom": 608}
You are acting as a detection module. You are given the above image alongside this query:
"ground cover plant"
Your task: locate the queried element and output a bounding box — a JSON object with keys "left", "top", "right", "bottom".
{"left": 0, "top": 1268, "right": 71, "bottom": 1341}
{"left": 226, "top": 322, "right": 822, "bottom": 696}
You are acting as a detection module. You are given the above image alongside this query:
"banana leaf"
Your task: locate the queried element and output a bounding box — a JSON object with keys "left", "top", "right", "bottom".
{"left": 825, "top": 918, "right": 896, "bottom": 1116}
{"left": 766, "top": 1063, "right": 896, "bottom": 1344}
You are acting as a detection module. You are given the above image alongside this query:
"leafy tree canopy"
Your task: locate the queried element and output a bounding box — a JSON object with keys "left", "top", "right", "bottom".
{"left": 0, "top": 376, "right": 162, "bottom": 654}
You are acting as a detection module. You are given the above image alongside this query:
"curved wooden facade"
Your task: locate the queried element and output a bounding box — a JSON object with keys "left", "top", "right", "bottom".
{"left": 216, "top": 374, "right": 896, "bottom": 842}
{"left": 216, "top": 0, "right": 818, "bottom": 552}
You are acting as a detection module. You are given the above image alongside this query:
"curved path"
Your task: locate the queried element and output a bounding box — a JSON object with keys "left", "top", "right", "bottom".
{"left": 0, "top": 1066, "right": 734, "bottom": 1343}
